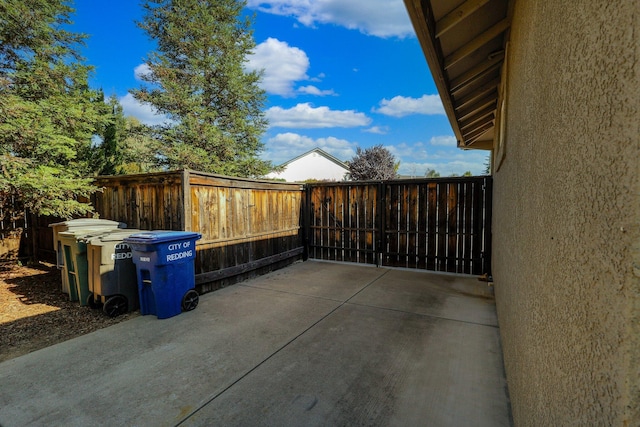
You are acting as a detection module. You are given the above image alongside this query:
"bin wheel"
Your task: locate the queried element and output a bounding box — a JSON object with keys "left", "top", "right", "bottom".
{"left": 103, "top": 295, "right": 128, "bottom": 317}
{"left": 86, "top": 293, "right": 99, "bottom": 309}
{"left": 182, "top": 290, "right": 199, "bottom": 312}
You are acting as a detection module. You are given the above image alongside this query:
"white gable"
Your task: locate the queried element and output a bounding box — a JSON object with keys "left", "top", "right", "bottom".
{"left": 266, "top": 151, "right": 348, "bottom": 182}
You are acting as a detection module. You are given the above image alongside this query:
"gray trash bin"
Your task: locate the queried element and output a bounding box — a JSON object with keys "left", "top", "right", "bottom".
{"left": 84, "top": 229, "right": 144, "bottom": 317}
{"left": 50, "top": 219, "right": 125, "bottom": 296}
{"left": 59, "top": 228, "right": 119, "bottom": 305}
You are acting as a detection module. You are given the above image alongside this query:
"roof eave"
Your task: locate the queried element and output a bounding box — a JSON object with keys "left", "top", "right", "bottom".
{"left": 403, "top": 0, "right": 512, "bottom": 151}
{"left": 404, "top": 0, "right": 465, "bottom": 148}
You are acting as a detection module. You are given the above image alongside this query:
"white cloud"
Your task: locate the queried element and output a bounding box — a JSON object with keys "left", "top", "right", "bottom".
{"left": 247, "top": 38, "right": 335, "bottom": 97}
{"left": 388, "top": 142, "right": 429, "bottom": 161}
{"left": 297, "top": 85, "right": 336, "bottom": 96}
{"left": 429, "top": 135, "right": 457, "bottom": 146}
{"left": 263, "top": 132, "right": 357, "bottom": 164}
{"left": 266, "top": 103, "right": 371, "bottom": 128}
{"left": 374, "top": 94, "right": 445, "bottom": 117}
{"left": 134, "top": 63, "right": 152, "bottom": 81}
{"left": 247, "top": 38, "right": 309, "bottom": 96}
{"left": 363, "top": 126, "right": 389, "bottom": 135}
{"left": 389, "top": 141, "right": 489, "bottom": 176}
{"left": 246, "top": 0, "right": 414, "bottom": 38}
{"left": 398, "top": 159, "right": 487, "bottom": 177}
{"left": 119, "top": 93, "right": 169, "bottom": 126}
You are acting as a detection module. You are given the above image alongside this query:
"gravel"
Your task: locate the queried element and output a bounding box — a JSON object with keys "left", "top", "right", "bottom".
{"left": 0, "top": 263, "right": 138, "bottom": 363}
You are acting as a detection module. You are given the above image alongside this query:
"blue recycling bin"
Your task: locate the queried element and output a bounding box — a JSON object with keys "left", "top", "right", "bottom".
{"left": 124, "top": 231, "right": 202, "bottom": 319}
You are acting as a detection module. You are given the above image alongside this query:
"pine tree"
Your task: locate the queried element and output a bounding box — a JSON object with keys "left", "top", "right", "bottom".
{"left": 118, "top": 116, "right": 163, "bottom": 174}
{"left": 0, "top": 0, "right": 104, "bottom": 218}
{"left": 483, "top": 154, "right": 491, "bottom": 175}
{"left": 132, "top": 0, "right": 272, "bottom": 177}
{"left": 93, "top": 94, "right": 127, "bottom": 176}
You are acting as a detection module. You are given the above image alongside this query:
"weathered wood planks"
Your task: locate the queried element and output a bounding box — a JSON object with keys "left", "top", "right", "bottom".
{"left": 306, "top": 177, "right": 492, "bottom": 275}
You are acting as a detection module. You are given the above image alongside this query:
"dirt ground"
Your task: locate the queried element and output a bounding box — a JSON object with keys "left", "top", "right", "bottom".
{"left": 0, "top": 262, "right": 138, "bottom": 363}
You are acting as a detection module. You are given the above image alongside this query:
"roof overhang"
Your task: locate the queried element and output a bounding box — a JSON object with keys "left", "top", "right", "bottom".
{"left": 404, "top": 0, "right": 512, "bottom": 150}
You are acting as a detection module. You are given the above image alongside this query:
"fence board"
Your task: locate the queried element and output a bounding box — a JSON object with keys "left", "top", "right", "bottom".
{"left": 447, "top": 182, "right": 458, "bottom": 272}
{"left": 472, "top": 179, "right": 484, "bottom": 274}
{"left": 407, "top": 184, "right": 419, "bottom": 269}
{"left": 347, "top": 186, "right": 357, "bottom": 262}
{"left": 417, "top": 184, "right": 428, "bottom": 269}
{"left": 360, "top": 186, "right": 367, "bottom": 263}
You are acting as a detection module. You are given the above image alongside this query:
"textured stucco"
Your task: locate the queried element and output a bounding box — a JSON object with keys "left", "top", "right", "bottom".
{"left": 492, "top": 1, "right": 639, "bottom": 425}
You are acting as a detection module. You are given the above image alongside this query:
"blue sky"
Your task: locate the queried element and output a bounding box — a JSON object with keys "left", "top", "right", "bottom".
{"left": 71, "top": 0, "right": 489, "bottom": 176}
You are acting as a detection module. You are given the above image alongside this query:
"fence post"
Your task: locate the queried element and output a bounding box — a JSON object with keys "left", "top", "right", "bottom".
{"left": 377, "top": 182, "right": 386, "bottom": 267}
{"left": 482, "top": 176, "right": 493, "bottom": 277}
{"left": 302, "top": 184, "right": 311, "bottom": 261}
{"left": 181, "top": 169, "right": 192, "bottom": 231}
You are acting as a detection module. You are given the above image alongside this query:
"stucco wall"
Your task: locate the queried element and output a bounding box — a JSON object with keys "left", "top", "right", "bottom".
{"left": 492, "top": 1, "right": 639, "bottom": 425}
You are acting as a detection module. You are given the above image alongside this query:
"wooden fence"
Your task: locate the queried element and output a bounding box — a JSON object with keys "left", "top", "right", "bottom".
{"left": 10, "top": 173, "right": 492, "bottom": 289}
{"left": 92, "top": 170, "right": 305, "bottom": 292}
{"left": 0, "top": 196, "right": 27, "bottom": 262}
{"left": 305, "top": 177, "right": 492, "bottom": 275}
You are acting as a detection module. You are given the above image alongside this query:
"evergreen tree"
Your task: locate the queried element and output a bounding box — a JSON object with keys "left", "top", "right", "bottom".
{"left": 483, "top": 154, "right": 491, "bottom": 175}
{"left": 347, "top": 145, "right": 398, "bottom": 181}
{"left": 0, "top": 0, "right": 103, "bottom": 217}
{"left": 132, "top": 0, "right": 272, "bottom": 177}
{"left": 118, "top": 116, "right": 163, "bottom": 174}
{"left": 95, "top": 95, "right": 127, "bottom": 176}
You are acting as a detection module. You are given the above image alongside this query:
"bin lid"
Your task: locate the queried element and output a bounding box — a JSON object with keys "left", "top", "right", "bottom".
{"left": 59, "top": 228, "right": 116, "bottom": 240}
{"left": 49, "top": 218, "right": 124, "bottom": 228}
{"left": 83, "top": 229, "right": 145, "bottom": 244}
{"left": 124, "top": 231, "right": 202, "bottom": 244}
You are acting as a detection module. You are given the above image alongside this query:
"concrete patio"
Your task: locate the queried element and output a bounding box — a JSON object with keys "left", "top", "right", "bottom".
{"left": 0, "top": 260, "right": 511, "bottom": 426}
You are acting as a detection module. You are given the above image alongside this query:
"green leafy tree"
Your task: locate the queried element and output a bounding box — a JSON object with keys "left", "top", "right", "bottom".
{"left": 449, "top": 171, "right": 473, "bottom": 177}
{"left": 0, "top": 0, "right": 103, "bottom": 218}
{"left": 132, "top": 0, "right": 272, "bottom": 177}
{"left": 347, "top": 145, "right": 398, "bottom": 181}
{"left": 425, "top": 168, "right": 440, "bottom": 178}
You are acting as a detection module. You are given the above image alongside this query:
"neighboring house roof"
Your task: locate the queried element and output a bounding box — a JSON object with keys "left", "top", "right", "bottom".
{"left": 280, "top": 148, "right": 348, "bottom": 169}
{"left": 265, "top": 148, "right": 349, "bottom": 182}
{"left": 404, "top": 0, "right": 512, "bottom": 150}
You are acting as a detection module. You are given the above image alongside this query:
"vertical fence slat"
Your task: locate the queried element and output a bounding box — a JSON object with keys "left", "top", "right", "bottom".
{"left": 463, "top": 181, "right": 473, "bottom": 274}
{"left": 359, "top": 185, "right": 368, "bottom": 264}
{"left": 347, "top": 185, "right": 357, "bottom": 262}
{"left": 399, "top": 185, "right": 408, "bottom": 268}
{"left": 426, "top": 182, "right": 437, "bottom": 270}
{"left": 407, "top": 184, "right": 419, "bottom": 269}
{"left": 483, "top": 177, "right": 493, "bottom": 276}
{"left": 436, "top": 182, "right": 448, "bottom": 271}
{"left": 472, "top": 179, "right": 484, "bottom": 275}
{"left": 447, "top": 182, "right": 458, "bottom": 272}
{"left": 417, "top": 184, "right": 427, "bottom": 269}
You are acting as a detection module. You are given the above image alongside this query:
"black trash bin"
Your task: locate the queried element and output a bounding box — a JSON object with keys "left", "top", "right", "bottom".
{"left": 84, "top": 229, "right": 144, "bottom": 317}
